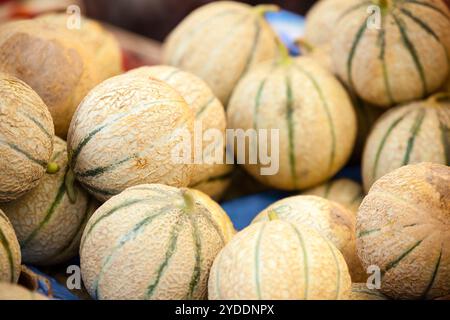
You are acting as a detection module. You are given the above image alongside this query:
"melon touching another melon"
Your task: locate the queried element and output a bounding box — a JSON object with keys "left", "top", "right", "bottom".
{"left": 362, "top": 94, "right": 449, "bottom": 192}
{"left": 67, "top": 73, "right": 194, "bottom": 201}
{"left": 0, "top": 73, "right": 54, "bottom": 203}
{"left": 163, "top": 1, "right": 279, "bottom": 104}
{"left": 348, "top": 283, "right": 388, "bottom": 300}
{"left": 0, "top": 210, "right": 21, "bottom": 283}
{"left": 80, "top": 184, "right": 235, "bottom": 300}
{"left": 1, "top": 137, "right": 97, "bottom": 266}
{"left": 0, "top": 283, "right": 48, "bottom": 300}
{"left": 302, "top": 179, "right": 364, "bottom": 214}
{"left": 189, "top": 163, "right": 234, "bottom": 201}
{"left": 252, "top": 195, "right": 365, "bottom": 282}
{"left": 209, "top": 213, "right": 351, "bottom": 300}
{"left": 357, "top": 162, "right": 450, "bottom": 300}
{"left": 332, "top": 0, "right": 450, "bottom": 107}
{"left": 227, "top": 54, "right": 357, "bottom": 190}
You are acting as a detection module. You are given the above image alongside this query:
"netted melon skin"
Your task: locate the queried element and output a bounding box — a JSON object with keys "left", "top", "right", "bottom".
{"left": 0, "top": 210, "right": 21, "bottom": 283}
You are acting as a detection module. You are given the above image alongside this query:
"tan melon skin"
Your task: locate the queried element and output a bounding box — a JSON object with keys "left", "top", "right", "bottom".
{"left": 227, "top": 56, "right": 357, "bottom": 190}
{"left": 0, "top": 211, "right": 21, "bottom": 283}
{"left": 0, "top": 18, "right": 101, "bottom": 138}
{"left": 252, "top": 195, "right": 365, "bottom": 282}
{"left": 357, "top": 163, "right": 450, "bottom": 300}
{"left": 208, "top": 219, "right": 351, "bottom": 300}
{"left": 190, "top": 163, "right": 234, "bottom": 201}
{"left": 126, "top": 66, "right": 232, "bottom": 200}
{"left": 0, "top": 73, "right": 54, "bottom": 203}
{"left": 362, "top": 95, "right": 449, "bottom": 192}
{"left": 348, "top": 283, "right": 388, "bottom": 300}
{"left": 67, "top": 74, "right": 194, "bottom": 202}
{"left": 163, "top": 1, "right": 278, "bottom": 104}
{"left": 302, "top": 179, "right": 364, "bottom": 214}
{"left": 332, "top": 0, "right": 450, "bottom": 107}
{"left": 80, "top": 184, "right": 235, "bottom": 300}
{"left": 1, "top": 137, "right": 97, "bottom": 266}
{"left": 0, "top": 283, "right": 48, "bottom": 300}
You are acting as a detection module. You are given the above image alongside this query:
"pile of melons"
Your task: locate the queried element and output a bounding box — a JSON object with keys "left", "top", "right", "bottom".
{"left": 0, "top": 0, "right": 449, "bottom": 300}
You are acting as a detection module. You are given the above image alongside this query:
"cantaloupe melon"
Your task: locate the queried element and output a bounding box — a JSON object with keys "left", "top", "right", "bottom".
{"left": 227, "top": 54, "right": 357, "bottom": 190}
{"left": 0, "top": 73, "right": 54, "bottom": 202}
{"left": 302, "top": 179, "right": 364, "bottom": 214}
{"left": 332, "top": 0, "right": 450, "bottom": 107}
{"left": 0, "top": 283, "right": 48, "bottom": 300}
{"left": 208, "top": 214, "right": 351, "bottom": 300}
{"left": 0, "top": 18, "right": 101, "bottom": 137}
{"left": 252, "top": 195, "right": 365, "bottom": 282}
{"left": 189, "top": 163, "right": 234, "bottom": 201}
{"left": 163, "top": 1, "right": 279, "bottom": 104}
{"left": 0, "top": 210, "right": 21, "bottom": 283}
{"left": 362, "top": 94, "right": 449, "bottom": 192}
{"left": 357, "top": 162, "right": 450, "bottom": 300}
{"left": 299, "top": 43, "right": 334, "bottom": 73}
{"left": 80, "top": 184, "right": 235, "bottom": 300}
{"left": 1, "top": 137, "right": 97, "bottom": 266}
{"left": 348, "top": 283, "right": 388, "bottom": 300}
{"left": 304, "top": 0, "right": 362, "bottom": 47}
{"left": 67, "top": 73, "right": 194, "bottom": 201}
{"left": 126, "top": 66, "right": 232, "bottom": 200}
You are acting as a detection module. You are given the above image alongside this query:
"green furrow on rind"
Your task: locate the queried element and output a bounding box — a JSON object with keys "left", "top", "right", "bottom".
{"left": 0, "top": 140, "right": 47, "bottom": 168}
{"left": 0, "top": 228, "right": 15, "bottom": 282}
{"left": 294, "top": 64, "right": 336, "bottom": 172}
{"left": 347, "top": 18, "right": 368, "bottom": 90}
{"left": 163, "top": 69, "right": 180, "bottom": 82}
{"left": 422, "top": 248, "right": 442, "bottom": 300}
{"left": 196, "top": 210, "right": 226, "bottom": 245}
{"left": 79, "top": 181, "right": 119, "bottom": 199}
{"left": 196, "top": 96, "right": 216, "bottom": 118}
{"left": 378, "top": 28, "right": 395, "bottom": 105}
{"left": 393, "top": 14, "right": 428, "bottom": 97}
{"left": 324, "top": 237, "right": 341, "bottom": 299}
{"left": 22, "top": 178, "right": 66, "bottom": 248}
{"left": 285, "top": 74, "right": 298, "bottom": 188}
{"left": 402, "top": 108, "right": 426, "bottom": 165}
{"left": 19, "top": 111, "right": 52, "bottom": 139}
{"left": 352, "top": 288, "right": 386, "bottom": 298}
{"left": 438, "top": 113, "right": 450, "bottom": 166}
{"left": 404, "top": 0, "right": 450, "bottom": 20}
{"left": 254, "top": 224, "right": 266, "bottom": 300}
{"left": 336, "top": 1, "right": 371, "bottom": 22}
{"left": 145, "top": 214, "right": 184, "bottom": 299}
{"left": 357, "top": 228, "right": 381, "bottom": 238}
{"left": 186, "top": 215, "right": 202, "bottom": 299}
{"left": 384, "top": 239, "right": 423, "bottom": 273}
{"left": 400, "top": 8, "right": 440, "bottom": 42}
{"left": 372, "top": 111, "right": 410, "bottom": 179}
{"left": 190, "top": 171, "right": 233, "bottom": 188}
{"left": 241, "top": 19, "right": 262, "bottom": 77}
{"left": 253, "top": 77, "right": 269, "bottom": 130}
{"left": 75, "top": 154, "right": 137, "bottom": 178}
{"left": 290, "top": 224, "right": 309, "bottom": 299}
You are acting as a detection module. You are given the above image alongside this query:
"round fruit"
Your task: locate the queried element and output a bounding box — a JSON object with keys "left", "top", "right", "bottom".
{"left": 357, "top": 162, "right": 450, "bottom": 300}
{"left": 67, "top": 73, "right": 194, "bottom": 201}
{"left": 189, "top": 163, "right": 234, "bottom": 201}
{"left": 126, "top": 66, "right": 232, "bottom": 199}
{"left": 1, "top": 137, "right": 96, "bottom": 266}
{"left": 0, "top": 73, "right": 54, "bottom": 202}
{"left": 252, "top": 195, "right": 365, "bottom": 282}
{"left": 0, "top": 210, "right": 21, "bottom": 283}
{"left": 348, "top": 283, "right": 387, "bottom": 300}
{"left": 0, "top": 18, "right": 101, "bottom": 137}
{"left": 0, "top": 283, "right": 48, "bottom": 300}
{"left": 163, "top": 1, "right": 278, "bottom": 104}
{"left": 332, "top": 0, "right": 450, "bottom": 107}
{"left": 227, "top": 55, "right": 356, "bottom": 190}
{"left": 362, "top": 94, "right": 449, "bottom": 192}
{"left": 80, "top": 184, "right": 235, "bottom": 300}
{"left": 302, "top": 179, "right": 364, "bottom": 214}
{"left": 209, "top": 215, "right": 351, "bottom": 300}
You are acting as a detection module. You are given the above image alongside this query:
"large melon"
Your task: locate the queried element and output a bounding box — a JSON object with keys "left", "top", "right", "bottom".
{"left": 126, "top": 66, "right": 232, "bottom": 200}
{"left": 302, "top": 179, "right": 364, "bottom": 214}
{"left": 0, "top": 283, "right": 48, "bottom": 300}
{"left": 0, "top": 210, "right": 21, "bottom": 283}
{"left": 208, "top": 215, "right": 351, "bottom": 300}
{"left": 80, "top": 184, "right": 235, "bottom": 300}
{"left": 362, "top": 94, "right": 449, "bottom": 192}
{"left": 0, "top": 19, "right": 101, "bottom": 137}
{"left": 227, "top": 55, "right": 357, "bottom": 190}
{"left": 357, "top": 162, "right": 450, "bottom": 299}
{"left": 252, "top": 195, "right": 365, "bottom": 282}
{"left": 67, "top": 73, "right": 194, "bottom": 201}
{"left": 0, "top": 73, "right": 54, "bottom": 202}
{"left": 163, "top": 1, "right": 279, "bottom": 104}
{"left": 348, "top": 283, "right": 388, "bottom": 300}
{"left": 332, "top": 0, "right": 450, "bottom": 107}
{"left": 1, "top": 137, "right": 96, "bottom": 266}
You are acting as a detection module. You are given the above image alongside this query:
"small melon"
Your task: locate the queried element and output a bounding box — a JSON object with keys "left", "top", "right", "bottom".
{"left": 227, "top": 55, "right": 356, "bottom": 190}
{"left": 0, "top": 283, "right": 48, "bottom": 300}
{"left": 252, "top": 195, "right": 365, "bottom": 282}
{"left": 0, "top": 210, "right": 21, "bottom": 283}
{"left": 348, "top": 283, "right": 388, "bottom": 300}
{"left": 67, "top": 73, "right": 194, "bottom": 201}
{"left": 80, "top": 184, "right": 235, "bottom": 300}
{"left": 357, "top": 162, "right": 450, "bottom": 300}
{"left": 163, "top": 1, "right": 278, "bottom": 104}
{"left": 302, "top": 179, "right": 364, "bottom": 214}
{"left": 0, "top": 73, "right": 54, "bottom": 202}
{"left": 362, "top": 94, "right": 449, "bottom": 192}
{"left": 208, "top": 216, "right": 351, "bottom": 300}
{"left": 1, "top": 137, "right": 97, "bottom": 266}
